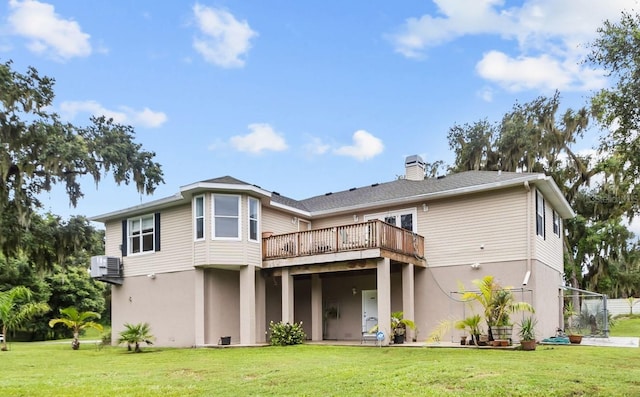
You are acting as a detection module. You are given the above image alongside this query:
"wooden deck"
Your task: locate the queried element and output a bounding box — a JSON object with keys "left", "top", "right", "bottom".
{"left": 262, "top": 220, "right": 425, "bottom": 263}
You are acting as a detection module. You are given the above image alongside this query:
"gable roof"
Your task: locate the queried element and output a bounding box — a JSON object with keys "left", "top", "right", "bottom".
{"left": 90, "top": 170, "right": 574, "bottom": 222}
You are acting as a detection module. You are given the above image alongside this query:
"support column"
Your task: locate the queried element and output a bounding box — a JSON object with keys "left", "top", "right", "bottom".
{"left": 402, "top": 263, "right": 415, "bottom": 342}
{"left": 377, "top": 258, "right": 391, "bottom": 346}
{"left": 255, "top": 269, "right": 266, "bottom": 343}
{"left": 240, "top": 265, "right": 256, "bottom": 345}
{"left": 194, "top": 268, "right": 205, "bottom": 347}
{"left": 281, "top": 267, "right": 294, "bottom": 323}
{"left": 311, "top": 274, "right": 323, "bottom": 341}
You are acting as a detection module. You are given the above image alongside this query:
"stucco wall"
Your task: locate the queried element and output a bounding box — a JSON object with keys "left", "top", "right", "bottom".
{"left": 111, "top": 270, "right": 196, "bottom": 347}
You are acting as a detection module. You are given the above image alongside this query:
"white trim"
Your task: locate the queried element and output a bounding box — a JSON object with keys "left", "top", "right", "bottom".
{"left": 248, "top": 196, "right": 259, "bottom": 242}
{"left": 364, "top": 207, "right": 418, "bottom": 233}
{"left": 212, "top": 193, "right": 242, "bottom": 240}
{"left": 193, "top": 195, "right": 205, "bottom": 241}
{"left": 181, "top": 182, "right": 271, "bottom": 198}
{"left": 127, "top": 214, "right": 155, "bottom": 255}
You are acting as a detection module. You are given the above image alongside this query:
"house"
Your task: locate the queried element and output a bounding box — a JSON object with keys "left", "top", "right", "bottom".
{"left": 90, "top": 155, "right": 573, "bottom": 347}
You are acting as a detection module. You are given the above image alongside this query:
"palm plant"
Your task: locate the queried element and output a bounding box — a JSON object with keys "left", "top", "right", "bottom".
{"left": 117, "top": 322, "right": 154, "bottom": 353}
{"left": 48, "top": 307, "right": 103, "bottom": 350}
{"left": 518, "top": 316, "right": 537, "bottom": 341}
{"left": 390, "top": 311, "right": 416, "bottom": 337}
{"left": 461, "top": 275, "right": 534, "bottom": 340}
{"left": 0, "top": 286, "right": 50, "bottom": 351}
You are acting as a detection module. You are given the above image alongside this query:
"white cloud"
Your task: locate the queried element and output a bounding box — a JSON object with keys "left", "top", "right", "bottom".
{"left": 7, "top": 0, "right": 92, "bottom": 60}
{"left": 229, "top": 123, "right": 288, "bottom": 154}
{"left": 192, "top": 4, "right": 258, "bottom": 68}
{"left": 60, "top": 100, "right": 167, "bottom": 128}
{"left": 303, "top": 136, "right": 331, "bottom": 156}
{"left": 388, "top": 0, "right": 632, "bottom": 92}
{"left": 477, "top": 86, "right": 494, "bottom": 102}
{"left": 334, "top": 130, "right": 384, "bottom": 161}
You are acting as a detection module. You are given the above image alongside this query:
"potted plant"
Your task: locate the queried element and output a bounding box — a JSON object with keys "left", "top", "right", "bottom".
{"left": 564, "top": 301, "right": 582, "bottom": 344}
{"left": 518, "top": 316, "right": 537, "bottom": 351}
{"left": 455, "top": 314, "right": 482, "bottom": 346}
{"left": 390, "top": 311, "right": 416, "bottom": 344}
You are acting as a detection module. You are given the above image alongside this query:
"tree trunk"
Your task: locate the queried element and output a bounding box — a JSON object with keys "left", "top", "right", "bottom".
{"left": 1, "top": 324, "right": 7, "bottom": 351}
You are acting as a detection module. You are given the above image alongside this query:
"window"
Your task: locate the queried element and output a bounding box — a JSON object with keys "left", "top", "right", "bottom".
{"left": 194, "top": 195, "right": 205, "bottom": 240}
{"left": 125, "top": 213, "right": 160, "bottom": 255}
{"left": 365, "top": 208, "right": 417, "bottom": 233}
{"left": 536, "top": 191, "right": 545, "bottom": 238}
{"left": 248, "top": 197, "right": 259, "bottom": 242}
{"left": 553, "top": 210, "right": 560, "bottom": 237}
{"left": 213, "top": 194, "right": 240, "bottom": 239}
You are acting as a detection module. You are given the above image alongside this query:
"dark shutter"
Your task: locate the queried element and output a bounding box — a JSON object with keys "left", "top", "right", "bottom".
{"left": 121, "top": 219, "right": 128, "bottom": 257}
{"left": 154, "top": 212, "right": 161, "bottom": 252}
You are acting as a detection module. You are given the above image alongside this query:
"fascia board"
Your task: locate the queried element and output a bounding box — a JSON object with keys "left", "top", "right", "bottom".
{"left": 180, "top": 182, "right": 272, "bottom": 198}
{"left": 269, "top": 201, "right": 312, "bottom": 217}
{"left": 89, "top": 193, "right": 185, "bottom": 223}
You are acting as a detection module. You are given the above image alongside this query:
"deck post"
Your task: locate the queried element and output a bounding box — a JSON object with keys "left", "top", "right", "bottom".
{"left": 402, "top": 263, "right": 415, "bottom": 342}
{"left": 240, "top": 265, "right": 256, "bottom": 345}
{"left": 377, "top": 258, "right": 391, "bottom": 346}
{"left": 281, "top": 267, "right": 295, "bottom": 323}
{"left": 311, "top": 274, "right": 323, "bottom": 341}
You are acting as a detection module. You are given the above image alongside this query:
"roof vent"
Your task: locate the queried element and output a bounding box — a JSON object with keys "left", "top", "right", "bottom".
{"left": 349, "top": 187, "right": 356, "bottom": 191}
{"left": 272, "top": 191, "right": 280, "bottom": 196}
{"left": 325, "top": 192, "right": 333, "bottom": 196}
{"left": 371, "top": 183, "right": 379, "bottom": 187}
{"left": 437, "top": 175, "right": 446, "bottom": 180}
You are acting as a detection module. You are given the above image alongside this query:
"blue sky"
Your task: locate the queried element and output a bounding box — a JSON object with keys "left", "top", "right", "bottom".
{"left": 0, "top": 0, "right": 637, "bottom": 226}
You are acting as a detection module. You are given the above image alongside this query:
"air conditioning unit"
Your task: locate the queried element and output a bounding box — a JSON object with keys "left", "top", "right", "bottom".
{"left": 90, "top": 256, "right": 123, "bottom": 284}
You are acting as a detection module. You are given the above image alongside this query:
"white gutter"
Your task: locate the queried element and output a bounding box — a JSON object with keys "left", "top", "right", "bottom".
{"left": 179, "top": 182, "right": 272, "bottom": 198}
{"left": 89, "top": 192, "right": 185, "bottom": 223}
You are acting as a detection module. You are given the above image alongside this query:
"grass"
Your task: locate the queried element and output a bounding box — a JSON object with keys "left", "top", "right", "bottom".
{"left": 1, "top": 321, "right": 639, "bottom": 397}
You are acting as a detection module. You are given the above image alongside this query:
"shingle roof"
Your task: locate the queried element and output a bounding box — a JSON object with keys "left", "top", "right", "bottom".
{"left": 273, "top": 171, "right": 539, "bottom": 213}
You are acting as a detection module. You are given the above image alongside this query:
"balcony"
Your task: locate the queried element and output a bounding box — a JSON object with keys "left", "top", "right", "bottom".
{"left": 262, "top": 220, "right": 426, "bottom": 270}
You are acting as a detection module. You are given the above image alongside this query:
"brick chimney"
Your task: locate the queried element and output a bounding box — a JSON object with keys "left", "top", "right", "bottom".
{"left": 405, "top": 155, "right": 425, "bottom": 181}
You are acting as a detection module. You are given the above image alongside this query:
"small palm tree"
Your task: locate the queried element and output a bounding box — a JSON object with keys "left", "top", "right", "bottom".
{"left": 0, "top": 286, "right": 50, "bottom": 351}
{"left": 49, "top": 307, "right": 103, "bottom": 350}
{"left": 117, "top": 322, "right": 154, "bottom": 353}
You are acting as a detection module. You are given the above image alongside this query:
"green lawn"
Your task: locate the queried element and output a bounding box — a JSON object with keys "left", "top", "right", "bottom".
{"left": 1, "top": 320, "right": 639, "bottom": 397}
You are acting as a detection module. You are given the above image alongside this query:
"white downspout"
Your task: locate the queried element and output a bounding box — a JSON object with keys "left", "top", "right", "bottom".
{"left": 524, "top": 181, "right": 532, "bottom": 285}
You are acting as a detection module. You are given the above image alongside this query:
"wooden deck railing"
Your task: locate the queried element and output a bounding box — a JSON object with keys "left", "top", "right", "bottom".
{"left": 262, "top": 220, "right": 424, "bottom": 260}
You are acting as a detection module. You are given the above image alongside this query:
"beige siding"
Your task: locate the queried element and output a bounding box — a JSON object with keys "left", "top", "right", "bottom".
{"left": 425, "top": 187, "right": 528, "bottom": 267}
{"left": 312, "top": 213, "right": 360, "bottom": 229}
{"left": 104, "top": 219, "right": 122, "bottom": 258}
{"left": 533, "top": 188, "right": 564, "bottom": 272}
{"left": 115, "top": 205, "right": 193, "bottom": 277}
{"left": 262, "top": 207, "right": 302, "bottom": 235}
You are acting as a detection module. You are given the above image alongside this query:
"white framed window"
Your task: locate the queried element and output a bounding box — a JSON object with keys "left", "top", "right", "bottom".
{"left": 127, "top": 214, "right": 155, "bottom": 254}
{"left": 212, "top": 194, "right": 241, "bottom": 239}
{"left": 536, "top": 191, "right": 545, "bottom": 238}
{"left": 248, "top": 197, "right": 259, "bottom": 242}
{"left": 194, "top": 195, "right": 205, "bottom": 240}
{"left": 364, "top": 208, "right": 417, "bottom": 233}
{"left": 552, "top": 210, "right": 560, "bottom": 237}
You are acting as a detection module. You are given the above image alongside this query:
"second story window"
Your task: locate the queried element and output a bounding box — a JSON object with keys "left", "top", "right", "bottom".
{"left": 536, "top": 191, "right": 545, "bottom": 239}
{"left": 194, "top": 195, "right": 205, "bottom": 240}
{"left": 248, "top": 197, "right": 259, "bottom": 242}
{"left": 553, "top": 210, "right": 560, "bottom": 237}
{"left": 213, "top": 194, "right": 240, "bottom": 239}
{"left": 128, "top": 214, "right": 155, "bottom": 254}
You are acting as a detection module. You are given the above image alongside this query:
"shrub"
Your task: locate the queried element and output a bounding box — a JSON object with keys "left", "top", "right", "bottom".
{"left": 269, "top": 321, "right": 306, "bottom": 346}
